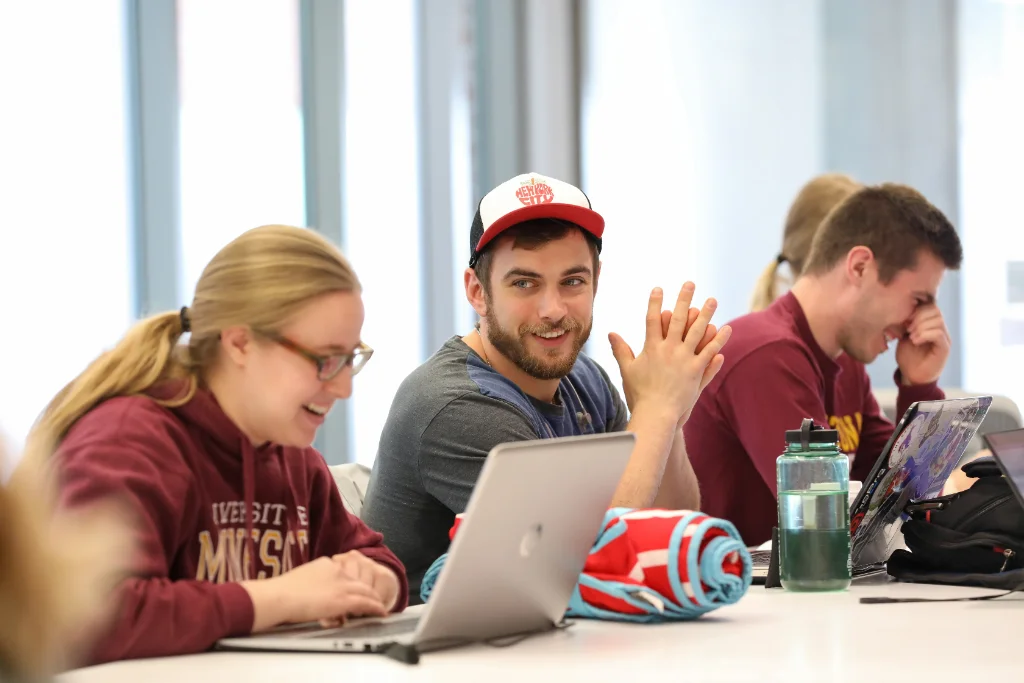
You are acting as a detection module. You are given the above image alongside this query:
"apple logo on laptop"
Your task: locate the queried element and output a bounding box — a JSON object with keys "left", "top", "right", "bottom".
{"left": 519, "top": 523, "right": 543, "bottom": 558}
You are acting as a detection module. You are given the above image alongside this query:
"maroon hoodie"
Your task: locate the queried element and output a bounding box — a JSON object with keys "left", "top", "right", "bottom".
{"left": 57, "top": 383, "right": 408, "bottom": 664}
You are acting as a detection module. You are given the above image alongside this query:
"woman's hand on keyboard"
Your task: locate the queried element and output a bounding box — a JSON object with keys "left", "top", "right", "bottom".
{"left": 241, "top": 556, "right": 387, "bottom": 632}
{"left": 331, "top": 550, "right": 401, "bottom": 612}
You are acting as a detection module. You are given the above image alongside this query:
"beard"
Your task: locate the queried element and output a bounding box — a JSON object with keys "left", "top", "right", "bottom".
{"left": 483, "top": 306, "right": 592, "bottom": 380}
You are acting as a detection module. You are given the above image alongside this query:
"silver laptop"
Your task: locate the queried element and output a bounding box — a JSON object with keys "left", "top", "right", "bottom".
{"left": 217, "top": 431, "right": 635, "bottom": 655}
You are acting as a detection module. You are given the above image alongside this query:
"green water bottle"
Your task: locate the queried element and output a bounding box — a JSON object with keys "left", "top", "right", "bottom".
{"left": 777, "top": 418, "right": 851, "bottom": 591}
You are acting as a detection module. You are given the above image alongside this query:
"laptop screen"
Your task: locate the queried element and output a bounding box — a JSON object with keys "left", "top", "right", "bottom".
{"left": 985, "top": 429, "right": 1024, "bottom": 508}
{"left": 850, "top": 396, "right": 992, "bottom": 567}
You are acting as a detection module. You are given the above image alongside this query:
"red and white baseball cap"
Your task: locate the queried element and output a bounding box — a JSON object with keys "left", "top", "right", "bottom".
{"left": 468, "top": 172, "right": 605, "bottom": 267}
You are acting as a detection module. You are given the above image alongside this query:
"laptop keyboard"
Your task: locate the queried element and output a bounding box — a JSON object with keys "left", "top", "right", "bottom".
{"left": 313, "top": 617, "right": 420, "bottom": 640}
{"left": 749, "top": 549, "right": 772, "bottom": 565}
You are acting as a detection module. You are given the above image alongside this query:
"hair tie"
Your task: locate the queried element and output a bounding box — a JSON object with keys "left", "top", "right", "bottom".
{"left": 776, "top": 253, "right": 787, "bottom": 265}
{"left": 179, "top": 306, "right": 192, "bottom": 333}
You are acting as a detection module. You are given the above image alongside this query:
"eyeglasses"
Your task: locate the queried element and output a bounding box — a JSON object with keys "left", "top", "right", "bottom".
{"left": 257, "top": 331, "right": 373, "bottom": 381}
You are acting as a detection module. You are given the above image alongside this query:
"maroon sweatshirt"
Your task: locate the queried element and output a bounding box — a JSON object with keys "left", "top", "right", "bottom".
{"left": 57, "top": 384, "right": 408, "bottom": 664}
{"left": 684, "top": 293, "right": 942, "bottom": 545}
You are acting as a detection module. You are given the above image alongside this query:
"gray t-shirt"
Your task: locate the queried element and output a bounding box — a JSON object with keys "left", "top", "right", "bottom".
{"left": 361, "top": 336, "right": 629, "bottom": 602}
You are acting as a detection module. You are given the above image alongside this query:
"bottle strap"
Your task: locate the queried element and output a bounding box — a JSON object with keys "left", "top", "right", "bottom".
{"left": 800, "top": 418, "right": 814, "bottom": 451}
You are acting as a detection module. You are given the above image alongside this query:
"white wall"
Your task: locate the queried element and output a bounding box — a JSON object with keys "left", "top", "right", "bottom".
{"left": 958, "top": 0, "right": 1024, "bottom": 409}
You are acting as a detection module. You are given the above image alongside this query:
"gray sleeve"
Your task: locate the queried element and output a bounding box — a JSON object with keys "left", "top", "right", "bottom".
{"left": 596, "top": 362, "right": 630, "bottom": 432}
{"left": 418, "top": 394, "right": 539, "bottom": 514}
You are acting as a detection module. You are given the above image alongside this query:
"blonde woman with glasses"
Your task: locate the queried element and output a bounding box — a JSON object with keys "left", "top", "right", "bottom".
{"left": 24, "top": 224, "right": 407, "bottom": 666}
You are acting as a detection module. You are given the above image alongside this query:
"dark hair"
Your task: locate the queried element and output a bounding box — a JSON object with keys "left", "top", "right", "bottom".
{"left": 472, "top": 218, "right": 601, "bottom": 295}
{"left": 802, "top": 183, "right": 963, "bottom": 283}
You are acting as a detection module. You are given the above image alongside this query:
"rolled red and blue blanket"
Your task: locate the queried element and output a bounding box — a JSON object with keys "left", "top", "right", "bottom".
{"left": 421, "top": 507, "right": 752, "bottom": 621}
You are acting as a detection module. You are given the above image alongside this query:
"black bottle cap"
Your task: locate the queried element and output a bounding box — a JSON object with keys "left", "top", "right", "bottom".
{"left": 784, "top": 418, "right": 839, "bottom": 450}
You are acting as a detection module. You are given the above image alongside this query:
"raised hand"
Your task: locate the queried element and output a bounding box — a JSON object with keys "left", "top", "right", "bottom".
{"left": 895, "top": 303, "right": 950, "bottom": 386}
{"left": 660, "top": 307, "right": 719, "bottom": 354}
{"left": 609, "top": 283, "right": 732, "bottom": 427}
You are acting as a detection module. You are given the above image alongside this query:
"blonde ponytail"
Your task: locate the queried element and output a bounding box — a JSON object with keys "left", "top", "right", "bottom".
{"left": 23, "top": 311, "right": 192, "bottom": 464}
{"left": 749, "top": 259, "right": 784, "bottom": 312}
{"left": 750, "top": 173, "right": 864, "bottom": 312}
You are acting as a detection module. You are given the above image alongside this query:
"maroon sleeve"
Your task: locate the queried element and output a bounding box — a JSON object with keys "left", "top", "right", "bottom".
{"left": 851, "top": 384, "right": 893, "bottom": 481}
{"left": 852, "top": 370, "right": 944, "bottom": 481}
{"left": 895, "top": 370, "right": 944, "bottom": 421}
{"left": 307, "top": 457, "right": 409, "bottom": 612}
{"left": 718, "top": 341, "right": 833, "bottom": 496}
{"left": 58, "top": 408, "right": 254, "bottom": 664}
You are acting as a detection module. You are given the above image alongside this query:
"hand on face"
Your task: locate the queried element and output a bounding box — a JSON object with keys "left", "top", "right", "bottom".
{"left": 895, "top": 303, "right": 950, "bottom": 386}
{"left": 608, "top": 283, "right": 732, "bottom": 427}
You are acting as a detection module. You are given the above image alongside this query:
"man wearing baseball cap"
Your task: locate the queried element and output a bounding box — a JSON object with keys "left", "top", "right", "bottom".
{"left": 361, "top": 172, "right": 732, "bottom": 601}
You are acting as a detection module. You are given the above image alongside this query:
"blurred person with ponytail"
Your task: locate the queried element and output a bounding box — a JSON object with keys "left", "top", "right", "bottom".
{"left": 28, "top": 225, "right": 407, "bottom": 665}
{"left": 749, "top": 173, "right": 863, "bottom": 312}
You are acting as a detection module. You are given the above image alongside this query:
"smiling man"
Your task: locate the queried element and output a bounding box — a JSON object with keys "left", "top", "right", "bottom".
{"left": 361, "top": 172, "right": 732, "bottom": 600}
{"left": 683, "top": 183, "right": 964, "bottom": 545}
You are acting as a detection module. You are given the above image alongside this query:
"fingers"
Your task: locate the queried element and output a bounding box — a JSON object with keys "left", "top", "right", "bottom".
{"left": 697, "top": 324, "right": 732, "bottom": 363}
{"left": 662, "top": 308, "right": 697, "bottom": 341}
{"left": 333, "top": 551, "right": 376, "bottom": 585}
{"left": 320, "top": 563, "right": 389, "bottom": 621}
{"left": 335, "top": 593, "right": 388, "bottom": 619}
{"left": 372, "top": 566, "right": 400, "bottom": 609}
{"left": 645, "top": 288, "right": 665, "bottom": 347}
{"left": 666, "top": 283, "right": 696, "bottom": 342}
{"left": 336, "top": 571, "right": 379, "bottom": 595}
{"left": 699, "top": 353, "right": 726, "bottom": 392}
{"left": 695, "top": 323, "right": 717, "bottom": 354}
{"left": 908, "top": 302, "right": 941, "bottom": 321}
{"left": 685, "top": 307, "right": 699, "bottom": 335}
{"left": 608, "top": 333, "right": 636, "bottom": 371}
{"left": 908, "top": 315, "right": 950, "bottom": 345}
{"left": 907, "top": 305, "right": 944, "bottom": 333}
{"left": 682, "top": 296, "right": 718, "bottom": 351}
{"left": 911, "top": 327, "right": 950, "bottom": 349}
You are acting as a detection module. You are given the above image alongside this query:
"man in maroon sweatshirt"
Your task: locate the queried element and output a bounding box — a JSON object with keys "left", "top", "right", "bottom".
{"left": 685, "top": 183, "right": 963, "bottom": 545}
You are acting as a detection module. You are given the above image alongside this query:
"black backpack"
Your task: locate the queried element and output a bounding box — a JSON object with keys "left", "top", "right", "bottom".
{"left": 885, "top": 457, "right": 1024, "bottom": 590}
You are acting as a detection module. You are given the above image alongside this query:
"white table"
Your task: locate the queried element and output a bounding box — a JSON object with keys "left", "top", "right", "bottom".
{"left": 58, "top": 575, "right": 1023, "bottom": 682}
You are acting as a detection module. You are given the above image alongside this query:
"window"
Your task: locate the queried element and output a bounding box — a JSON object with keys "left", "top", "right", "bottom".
{"left": 0, "top": 0, "right": 133, "bottom": 455}
{"left": 177, "top": 0, "right": 306, "bottom": 299}
{"left": 343, "top": 0, "right": 424, "bottom": 464}
{"left": 449, "top": 0, "right": 477, "bottom": 335}
{"left": 580, "top": 1, "right": 823, "bottom": 393}
{"left": 580, "top": 2, "right": 703, "bottom": 391}
{"left": 958, "top": 1, "right": 1024, "bottom": 408}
